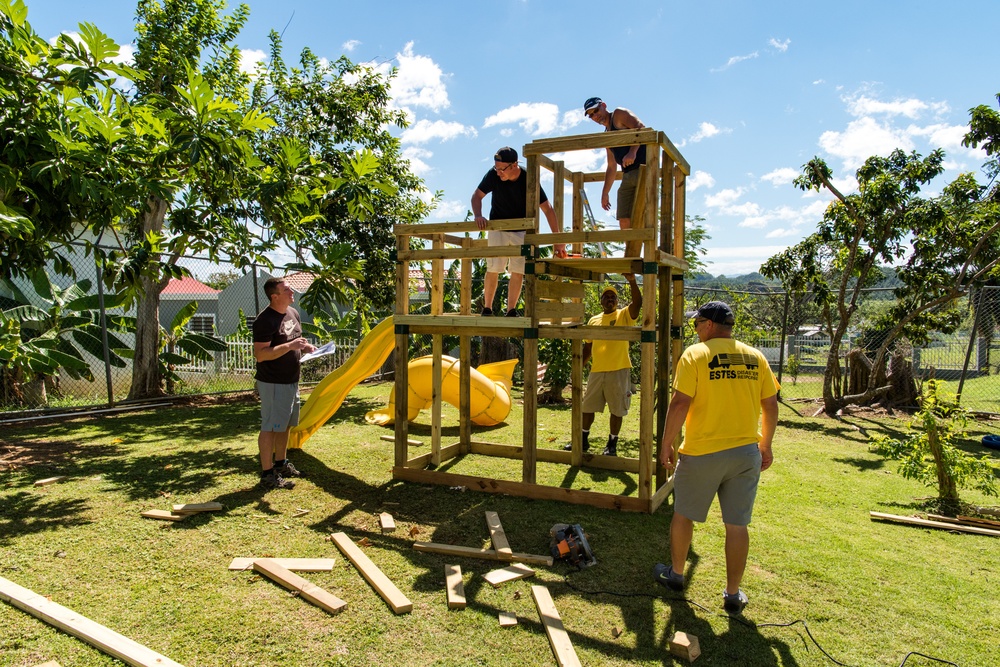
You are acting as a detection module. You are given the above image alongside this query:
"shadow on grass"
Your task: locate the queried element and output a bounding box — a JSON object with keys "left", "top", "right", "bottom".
{"left": 833, "top": 456, "right": 885, "bottom": 472}
{"left": 0, "top": 490, "right": 92, "bottom": 546}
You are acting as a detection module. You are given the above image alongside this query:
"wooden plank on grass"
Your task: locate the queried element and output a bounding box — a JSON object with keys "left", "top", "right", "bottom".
{"left": 499, "top": 612, "right": 518, "bottom": 627}
{"left": 34, "top": 476, "right": 66, "bottom": 487}
{"left": 140, "top": 510, "right": 186, "bottom": 522}
{"left": 252, "top": 559, "right": 346, "bottom": 615}
{"left": 228, "top": 558, "right": 335, "bottom": 572}
{"left": 0, "top": 575, "right": 184, "bottom": 667}
{"left": 870, "top": 512, "right": 1000, "bottom": 537}
{"left": 444, "top": 564, "right": 465, "bottom": 609}
{"left": 485, "top": 511, "right": 513, "bottom": 561}
{"left": 483, "top": 563, "right": 535, "bottom": 588}
{"left": 171, "top": 502, "right": 222, "bottom": 514}
{"left": 413, "top": 541, "right": 553, "bottom": 566}
{"left": 330, "top": 532, "right": 412, "bottom": 614}
{"left": 31, "top": 662, "right": 62, "bottom": 667}
{"left": 379, "top": 512, "right": 396, "bottom": 533}
{"left": 531, "top": 585, "right": 581, "bottom": 667}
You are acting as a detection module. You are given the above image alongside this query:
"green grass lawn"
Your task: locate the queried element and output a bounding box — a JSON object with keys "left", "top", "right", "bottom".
{"left": 1, "top": 383, "right": 998, "bottom": 667}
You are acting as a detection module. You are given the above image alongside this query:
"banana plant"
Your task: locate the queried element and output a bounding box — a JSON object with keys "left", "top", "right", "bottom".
{"left": 118, "top": 300, "right": 228, "bottom": 394}
{"left": 0, "top": 270, "right": 130, "bottom": 406}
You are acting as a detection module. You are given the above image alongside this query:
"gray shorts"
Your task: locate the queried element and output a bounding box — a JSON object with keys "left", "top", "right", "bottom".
{"left": 616, "top": 169, "right": 641, "bottom": 220}
{"left": 581, "top": 368, "right": 632, "bottom": 416}
{"left": 258, "top": 381, "right": 300, "bottom": 432}
{"left": 486, "top": 229, "right": 526, "bottom": 274}
{"left": 673, "top": 443, "right": 762, "bottom": 525}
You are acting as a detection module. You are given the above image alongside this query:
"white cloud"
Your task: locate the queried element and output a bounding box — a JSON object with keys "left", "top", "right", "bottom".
{"left": 378, "top": 41, "right": 450, "bottom": 113}
{"left": 687, "top": 170, "right": 716, "bottom": 193}
{"left": 429, "top": 199, "right": 467, "bottom": 222}
{"left": 112, "top": 43, "right": 134, "bottom": 66}
{"left": 401, "top": 146, "right": 433, "bottom": 175}
{"left": 483, "top": 102, "right": 576, "bottom": 136}
{"left": 401, "top": 119, "right": 477, "bottom": 145}
{"left": 342, "top": 39, "right": 361, "bottom": 52}
{"left": 908, "top": 122, "right": 978, "bottom": 156}
{"left": 704, "top": 187, "right": 746, "bottom": 209}
{"left": 702, "top": 245, "right": 789, "bottom": 276}
{"left": 760, "top": 168, "right": 799, "bottom": 187}
{"left": 845, "top": 94, "right": 930, "bottom": 119}
{"left": 711, "top": 51, "right": 759, "bottom": 72}
{"left": 769, "top": 38, "right": 790, "bottom": 52}
{"left": 819, "top": 116, "right": 915, "bottom": 170}
{"left": 549, "top": 149, "right": 605, "bottom": 174}
{"left": 681, "top": 122, "right": 730, "bottom": 147}
{"left": 240, "top": 49, "right": 267, "bottom": 75}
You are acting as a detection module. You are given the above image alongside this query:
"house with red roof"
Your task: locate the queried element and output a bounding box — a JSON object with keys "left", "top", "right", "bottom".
{"left": 160, "top": 276, "right": 220, "bottom": 335}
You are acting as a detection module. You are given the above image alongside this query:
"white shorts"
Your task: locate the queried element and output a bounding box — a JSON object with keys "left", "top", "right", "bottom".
{"left": 486, "top": 230, "right": 526, "bottom": 274}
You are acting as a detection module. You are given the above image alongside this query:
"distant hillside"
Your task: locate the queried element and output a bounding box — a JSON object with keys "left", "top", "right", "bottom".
{"left": 687, "top": 266, "right": 903, "bottom": 292}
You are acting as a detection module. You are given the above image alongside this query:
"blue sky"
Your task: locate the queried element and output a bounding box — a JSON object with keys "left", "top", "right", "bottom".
{"left": 25, "top": 0, "right": 999, "bottom": 276}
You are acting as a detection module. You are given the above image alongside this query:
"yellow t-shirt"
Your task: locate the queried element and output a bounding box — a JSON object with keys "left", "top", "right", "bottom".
{"left": 673, "top": 338, "right": 778, "bottom": 456}
{"left": 586, "top": 307, "right": 636, "bottom": 373}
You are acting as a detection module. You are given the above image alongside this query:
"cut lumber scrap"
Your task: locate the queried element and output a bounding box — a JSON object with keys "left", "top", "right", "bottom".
{"left": 140, "top": 510, "right": 186, "bottom": 522}
{"left": 171, "top": 502, "right": 222, "bottom": 514}
{"left": 499, "top": 612, "right": 517, "bottom": 627}
{"left": 31, "top": 662, "right": 62, "bottom": 667}
{"left": 485, "top": 511, "right": 513, "bottom": 561}
{"left": 330, "top": 532, "right": 412, "bottom": 614}
{"left": 958, "top": 514, "right": 1000, "bottom": 529}
{"left": 380, "top": 434, "right": 423, "bottom": 446}
{"left": 412, "top": 541, "right": 553, "bottom": 566}
{"left": 531, "top": 585, "right": 581, "bottom": 667}
{"left": 483, "top": 563, "right": 535, "bottom": 588}
{"left": 252, "top": 559, "right": 346, "bottom": 616}
{"left": 668, "top": 631, "right": 701, "bottom": 662}
{"left": 444, "top": 564, "right": 465, "bottom": 609}
{"left": 869, "top": 511, "right": 1000, "bottom": 537}
{"left": 379, "top": 512, "right": 396, "bottom": 533}
{"left": 0, "top": 575, "right": 184, "bottom": 667}
{"left": 228, "top": 558, "right": 335, "bottom": 572}
{"left": 34, "top": 477, "right": 66, "bottom": 487}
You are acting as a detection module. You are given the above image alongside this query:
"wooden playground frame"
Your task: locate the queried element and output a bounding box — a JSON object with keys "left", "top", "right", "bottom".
{"left": 389, "top": 128, "right": 690, "bottom": 513}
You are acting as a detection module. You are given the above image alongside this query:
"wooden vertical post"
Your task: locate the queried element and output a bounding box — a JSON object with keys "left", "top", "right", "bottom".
{"left": 570, "top": 337, "right": 583, "bottom": 467}
{"left": 657, "top": 154, "right": 676, "bottom": 487}
{"left": 460, "top": 236, "right": 472, "bottom": 454}
{"left": 666, "top": 165, "right": 687, "bottom": 477}
{"left": 394, "top": 232, "right": 410, "bottom": 468}
{"left": 523, "top": 153, "right": 539, "bottom": 485}
{"left": 431, "top": 235, "right": 444, "bottom": 466}
{"left": 552, "top": 160, "right": 565, "bottom": 234}
{"left": 572, "top": 172, "right": 584, "bottom": 255}
{"left": 638, "top": 143, "right": 659, "bottom": 502}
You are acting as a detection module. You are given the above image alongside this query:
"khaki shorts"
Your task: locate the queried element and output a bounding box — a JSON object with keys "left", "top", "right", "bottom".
{"left": 673, "top": 443, "right": 762, "bottom": 526}
{"left": 486, "top": 230, "right": 526, "bottom": 274}
{"left": 581, "top": 368, "right": 632, "bottom": 416}
{"left": 616, "top": 169, "right": 641, "bottom": 220}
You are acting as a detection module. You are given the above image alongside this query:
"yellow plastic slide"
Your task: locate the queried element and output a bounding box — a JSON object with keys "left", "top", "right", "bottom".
{"left": 287, "top": 317, "right": 396, "bottom": 449}
{"left": 365, "top": 356, "right": 517, "bottom": 427}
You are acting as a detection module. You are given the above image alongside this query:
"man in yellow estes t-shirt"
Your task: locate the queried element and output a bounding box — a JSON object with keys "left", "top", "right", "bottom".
{"left": 653, "top": 301, "right": 778, "bottom": 616}
{"left": 566, "top": 273, "right": 641, "bottom": 457}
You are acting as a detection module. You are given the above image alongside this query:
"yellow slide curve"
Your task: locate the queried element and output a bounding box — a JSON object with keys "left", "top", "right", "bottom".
{"left": 364, "top": 356, "right": 517, "bottom": 428}
{"left": 287, "top": 317, "right": 396, "bottom": 449}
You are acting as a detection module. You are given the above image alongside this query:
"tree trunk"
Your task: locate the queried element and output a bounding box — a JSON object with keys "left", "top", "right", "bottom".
{"left": 22, "top": 376, "right": 47, "bottom": 407}
{"left": 127, "top": 196, "right": 169, "bottom": 401}
{"left": 846, "top": 348, "right": 871, "bottom": 396}
{"left": 926, "top": 419, "right": 958, "bottom": 501}
{"left": 884, "top": 350, "right": 919, "bottom": 407}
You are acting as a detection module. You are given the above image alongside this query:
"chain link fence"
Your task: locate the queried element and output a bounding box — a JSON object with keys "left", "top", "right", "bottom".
{"left": 4, "top": 245, "right": 1000, "bottom": 417}
{"left": 686, "top": 285, "right": 1000, "bottom": 413}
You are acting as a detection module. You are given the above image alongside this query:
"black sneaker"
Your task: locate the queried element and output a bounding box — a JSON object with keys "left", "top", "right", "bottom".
{"left": 602, "top": 436, "right": 618, "bottom": 457}
{"left": 276, "top": 460, "right": 303, "bottom": 478}
{"left": 481, "top": 307, "right": 493, "bottom": 316}
{"left": 260, "top": 471, "right": 295, "bottom": 490}
{"left": 653, "top": 563, "right": 685, "bottom": 591}
{"left": 562, "top": 441, "right": 590, "bottom": 452}
{"left": 506, "top": 309, "right": 522, "bottom": 317}
{"left": 723, "top": 589, "right": 748, "bottom": 615}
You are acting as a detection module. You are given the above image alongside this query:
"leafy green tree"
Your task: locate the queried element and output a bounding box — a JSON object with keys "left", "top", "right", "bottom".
{"left": 761, "top": 122, "right": 1000, "bottom": 414}
{"left": 870, "top": 380, "right": 998, "bottom": 508}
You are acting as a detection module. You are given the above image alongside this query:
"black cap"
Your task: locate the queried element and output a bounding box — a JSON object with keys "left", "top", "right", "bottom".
{"left": 688, "top": 301, "right": 735, "bottom": 325}
{"left": 494, "top": 146, "right": 518, "bottom": 163}
{"left": 583, "top": 97, "right": 603, "bottom": 113}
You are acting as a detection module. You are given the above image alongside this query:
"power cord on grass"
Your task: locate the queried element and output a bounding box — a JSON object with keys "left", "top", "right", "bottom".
{"left": 560, "top": 572, "right": 959, "bottom": 667}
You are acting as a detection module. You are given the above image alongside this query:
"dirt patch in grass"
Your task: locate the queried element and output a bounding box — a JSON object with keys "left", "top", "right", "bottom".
{"left": 0, "top": 438, "right": 120, "bottom": 470}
